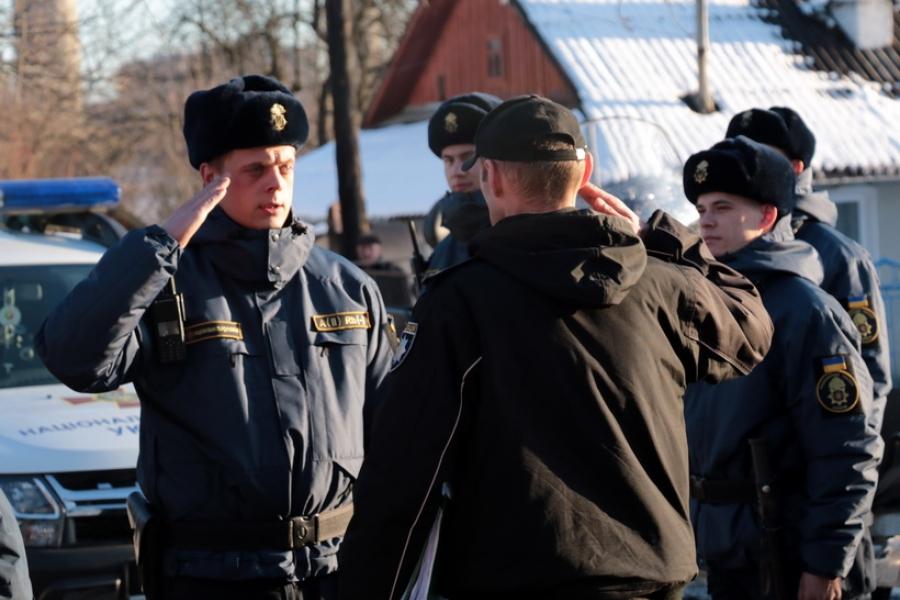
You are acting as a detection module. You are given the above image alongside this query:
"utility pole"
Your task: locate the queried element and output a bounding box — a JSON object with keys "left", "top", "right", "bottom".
{"left": 326, "top": 0, "right": 366, "bottom": 259}
{"left": 696, "top": 0, "right": 715, "bottom": 114}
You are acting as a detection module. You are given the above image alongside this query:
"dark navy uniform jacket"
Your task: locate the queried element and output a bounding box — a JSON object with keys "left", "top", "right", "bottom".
{"left": 686, "top": 219, "right": 881, "bottom": 579}
{"left": 423, "top": 191, "right": 490, "bottom": 278}
{"left": 793, "top": 185, "right": 891, "bottom": 432}
{"left": 37, "top": 208, "right": 394, "bottom": 581}
{"left": 0, "top": 491, "right": 32, "bottom": 600}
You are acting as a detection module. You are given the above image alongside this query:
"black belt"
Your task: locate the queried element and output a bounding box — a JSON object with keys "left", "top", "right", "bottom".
{"left": 690, "top": 476, "right": 757, "bottom": 504}
{"left": 167, "top": 502, "right": 354, "bottom": 551}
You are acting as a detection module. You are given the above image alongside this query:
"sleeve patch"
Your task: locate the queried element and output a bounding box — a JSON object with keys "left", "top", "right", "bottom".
{"left": 816, "top": 355, "right": 861, "bottom": 415}
{"left": 846, "top": 295, "right": 879, "bottom": 345}
{"left": 390, "top": 322, "right": 418, "bottom": 372}
{"left": 384, "top": 317, "right": 399, "bottom": 353}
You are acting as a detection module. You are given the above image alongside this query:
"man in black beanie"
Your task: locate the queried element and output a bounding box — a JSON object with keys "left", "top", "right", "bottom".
{"left": 421, "top": 92, "right": 501, "bottom": 279}
{"left": 684, "top": 136, "right": 881, "bottom": 600}
{"left": 339, "top": 96, "right": 774, "bottom": 599}
{"left": 37, "top": 75, "right": 395, "bottom": 600}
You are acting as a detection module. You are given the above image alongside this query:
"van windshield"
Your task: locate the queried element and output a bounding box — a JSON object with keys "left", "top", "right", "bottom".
{"left": 0, "top": 265, "right": 93, "bottom": 388}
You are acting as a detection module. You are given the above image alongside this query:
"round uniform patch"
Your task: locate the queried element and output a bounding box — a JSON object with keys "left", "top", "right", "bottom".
{"left": 849, "top": 305, "right": 879, "bottom": 345}
{"left": 816, "top": 370, "right": 860, "bottom": 414}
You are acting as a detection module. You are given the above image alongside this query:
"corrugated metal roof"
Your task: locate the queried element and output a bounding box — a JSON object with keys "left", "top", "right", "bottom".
{"left": 774, "top": 0, "right": 900, "bottom": 97}
{"left": 517, "top": 0, "right": 900, "bottom": 182}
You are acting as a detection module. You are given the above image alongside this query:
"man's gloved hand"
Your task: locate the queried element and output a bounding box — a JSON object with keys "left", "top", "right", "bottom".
{"left": 163, "top": 175, "right": 230, "bottom": 248}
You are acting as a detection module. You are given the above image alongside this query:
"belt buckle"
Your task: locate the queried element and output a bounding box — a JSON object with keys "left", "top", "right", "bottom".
{"left": 690, "top": 476, "right": 707, "bottom": 502}
{"left": 292, "top": 516, "right": 317, "bottom": 547}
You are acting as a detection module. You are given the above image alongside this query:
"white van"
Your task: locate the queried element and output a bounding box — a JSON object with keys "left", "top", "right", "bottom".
{"left": 0, "top": 179, "right": 141, "bottom": 600}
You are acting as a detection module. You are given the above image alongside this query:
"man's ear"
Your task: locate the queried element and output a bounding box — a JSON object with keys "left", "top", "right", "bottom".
{"left": 579, "top": 152, "right": 594, "bottom": 189}
{"left": 485, "top": 159, "right": 504, "bottom": 198}
{"left": 199, "top": 162, "right": 218, "bottom": 185}
{"left": 760, "top": 204, "right": 779, "bottom": 231}
{"left": 791, "top": 159, "right": 805, "bottom": 175}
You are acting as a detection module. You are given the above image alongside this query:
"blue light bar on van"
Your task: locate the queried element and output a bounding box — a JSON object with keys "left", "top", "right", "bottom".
{"left": 0, "top": 177, "right": 120, "bottom": 214}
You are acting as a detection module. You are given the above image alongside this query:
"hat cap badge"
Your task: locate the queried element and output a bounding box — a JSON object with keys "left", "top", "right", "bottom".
{"left": 270, "top": 103, "right": 288, "bottom": 132}
{"left": 444, "top": 112, "right": 458, "bottom": 133}
{"left": 740, "top": 110, "right": 753, "bottom": 127}
{"left": 694, "top": 160, "right": 709, "bottom": 184}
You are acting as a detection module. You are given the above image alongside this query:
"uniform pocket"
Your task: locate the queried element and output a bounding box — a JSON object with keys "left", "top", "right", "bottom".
{"left": 308, "top": 330, "right": 368, "bottom": 462}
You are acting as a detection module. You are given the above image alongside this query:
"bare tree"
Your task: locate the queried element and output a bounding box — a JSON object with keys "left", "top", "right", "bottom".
{"left": 0, "top": 0, "right": 415, "bottom": 231}
{"left": 326, "top": 0, "right": 365, "bottom": 258}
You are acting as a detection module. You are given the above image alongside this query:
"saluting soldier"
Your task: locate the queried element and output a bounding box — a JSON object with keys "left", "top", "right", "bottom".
{"left": 684, "top": 136, "right": 881, "bottom": 600}
{"left": 421, "top": 92, "right": 501, "bottom": 278}
{"left": 338, "top": 96, "right": 774, "bottom": 599}
{"left": 37, "top": 75, "right": 395, "bottom": 600}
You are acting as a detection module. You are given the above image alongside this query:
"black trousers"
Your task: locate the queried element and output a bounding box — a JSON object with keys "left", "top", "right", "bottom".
{"left": 161, "top": 573, "right": 338, "bottom": 600}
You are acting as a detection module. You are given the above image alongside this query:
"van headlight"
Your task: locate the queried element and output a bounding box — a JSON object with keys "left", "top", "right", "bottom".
{"left": 0, "top": 476, "right": 63, "bottom": 547}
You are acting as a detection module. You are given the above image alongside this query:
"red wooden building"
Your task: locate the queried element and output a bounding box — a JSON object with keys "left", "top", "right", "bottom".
{"left": 364, "top": 0, "right": 578, "bottom": 127}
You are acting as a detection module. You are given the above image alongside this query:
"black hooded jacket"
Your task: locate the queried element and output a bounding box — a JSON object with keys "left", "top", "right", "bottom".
{"left": 338, "top": 209, "right": 773, "bottom": 599}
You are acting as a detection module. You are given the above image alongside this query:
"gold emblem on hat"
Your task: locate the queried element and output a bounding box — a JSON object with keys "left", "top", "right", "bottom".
{"left": 270, "top": 103, "right": 288, "bottom": 132}
{"left": 444, "top": 112, "right": 458, "bottom": 133}
{"left": 694, "top": 160, "right": 709, "bottom": 184}
{"left": 741, "top": 110, "right": 753, "bottom": 127}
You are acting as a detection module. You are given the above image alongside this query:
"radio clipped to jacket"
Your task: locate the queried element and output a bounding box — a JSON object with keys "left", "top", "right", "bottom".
{"left": 148, "top": 277, "right": 186, "bottom": 364}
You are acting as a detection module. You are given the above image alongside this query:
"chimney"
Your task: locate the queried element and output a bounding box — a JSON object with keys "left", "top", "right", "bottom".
{"left": 830, "top": 0, "right": 894, "bottom": 50}
{"left": 14, "top": 0, "right": 83, "bottom": 111}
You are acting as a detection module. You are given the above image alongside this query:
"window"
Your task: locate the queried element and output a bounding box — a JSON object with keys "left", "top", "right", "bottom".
{"left": 0, "top": 264, "right": 94, "bottom": 388}
{"left": 835, "top": 202, "right": 861, "bottom": 241}
{"left": 487, "top": 37, "right": 504, "bottom": 78}
{"left": 829, "top": 185, "right": 879, "bottom": 258}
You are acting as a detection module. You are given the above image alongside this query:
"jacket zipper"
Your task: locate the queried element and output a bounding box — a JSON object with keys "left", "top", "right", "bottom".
{"left": 387, "top": 356, "right": 483, "bottom": 599}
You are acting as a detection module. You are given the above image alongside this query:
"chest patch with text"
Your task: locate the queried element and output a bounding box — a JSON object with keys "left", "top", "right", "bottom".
{"left": 311, "top": 311, "right": 371, "bottom": 332}
{"left": 185, "top": 321, "right": 243, "bottom": 344}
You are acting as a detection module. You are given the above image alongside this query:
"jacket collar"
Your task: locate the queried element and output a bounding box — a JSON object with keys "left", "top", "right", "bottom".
{"left": 722, "top": 216, "right": 824, "bottom": 286}
{"left": 190, "top": 207, "right": 314, "bottom": 287}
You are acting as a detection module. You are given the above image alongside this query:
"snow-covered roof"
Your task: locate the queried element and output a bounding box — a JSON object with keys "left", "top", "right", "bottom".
{"left": 293, "top": 120, "right": 446, "bottom": 222}
{"left": 517, "top": 0, "right": 900, "bottom": 181}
